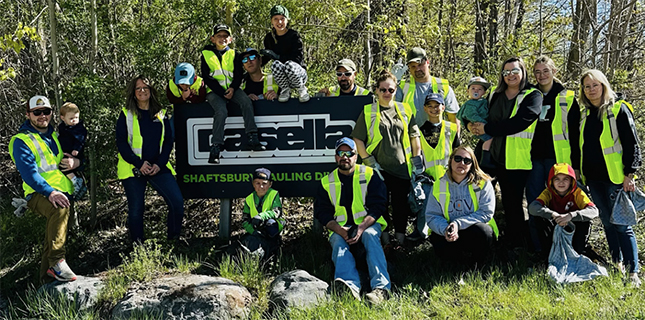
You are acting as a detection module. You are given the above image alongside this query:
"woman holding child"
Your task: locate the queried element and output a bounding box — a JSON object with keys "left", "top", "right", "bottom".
{"left": 573, "top": 69, "right": 641, "bottom": 286}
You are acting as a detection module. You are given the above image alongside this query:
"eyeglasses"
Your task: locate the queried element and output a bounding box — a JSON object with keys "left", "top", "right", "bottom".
{"left": 336, "top": 150, "right": 355, "bottom": 158}
{"left": 336, "top": 72, "right": 353, "bottom": 77}
{"left": 502, "top": 68, "right": 522, "bottom": 77}
{"left": 379, "top": 88, "right": 395, "bottom": 94}
{"left": 242, "top": 55, "right": 257, "bottom": 64}
{"left": 453, "top": 155, "right": 473, "bottom": 165}
{"left": 135, "top": 87, "right": 150, "bottom": 92}
{"left": 30, "top": 109, "right": 52, "bottom": 116}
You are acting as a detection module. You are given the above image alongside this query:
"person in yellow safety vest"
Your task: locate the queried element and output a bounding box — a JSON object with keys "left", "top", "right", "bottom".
{"left": 395, "top": 47, "right": 460, "bottom": 129}
{"left": 239, "top": 48, "right": 278, "bottom": 101}
{"left": 200, "top": 23, "right": 265, "bottom": 164}
{"left": 116, "top": 75, "right": 184, "bottom": 244}
{"left": 419, "top": 93, "right": 460, "bottom": 180}
{"left": 318, "top": 59, "right": 371, "bottom": 97}
{"left": 9, "top": 95, "right": 78, "bottom": 282}
{"left": 240, "top": 168, "right": 285, "bottom": 259}
{"left": 468, "top": 57, "right": 542, "bottom": 249}
{"left": 425, "top": 146, "right": 498, "bottom": 266}
{"left": 166, "top": 62, "right": 207, "bottom": 105}
{"left": 351, "top": 70, "right": 424, "bottom": 246}
{"left": 574, "top": 69, "right": 642, "bottom": 286}
{"left": 314, "top": 137, "right": 390, "bottom": 304}
{"left": 524, "top": 55, "right": 581, "bottom": 255}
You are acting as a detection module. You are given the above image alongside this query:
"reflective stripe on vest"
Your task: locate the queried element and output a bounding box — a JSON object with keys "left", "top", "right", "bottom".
{"left": 9, "top": 131, "right": 74, "bottom": 197}
{"left": 117, "top": 108, "right": 176, "bottom": 180}
{"left": 168, "top": 77, "right": 208, "bottom": 98}
{"left": 401, "top": 77, "right": 450, "bottom": 115}
{"left": 202, "top": 49, "right": 235, "bottom": 89}
{"left": 364, "top": 102, "right": 414, "bottom": 177}
{"left": 330, "top": 85, "right": 370, "bottom": 97}
{"left": 421, "top": 121, "right": 457, "bottom": 180}
{"left": 432, "top": 178, "right": 498, "bottom": 238}
{"left": 241, "top": 73, "right": 278, "bottom": 94}
{"left": 320, "top": 165, "right": 387, "bottom": 236}
{"left": 579, "top": 101, "right": 625, "bottom": 184}
{"left": 245, "top": 188, "right": 284, "bottom": 231}
{"left": 551, "top": 89, "right": 575, "bottom": 164}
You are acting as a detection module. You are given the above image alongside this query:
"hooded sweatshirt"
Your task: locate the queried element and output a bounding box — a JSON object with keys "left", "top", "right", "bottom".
{"left": 528, "top": 163, "right": 598, "bottom": 221}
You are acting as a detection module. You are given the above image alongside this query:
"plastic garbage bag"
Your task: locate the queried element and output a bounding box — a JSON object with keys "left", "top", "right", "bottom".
{"left": 11, "top": 198, "right": 28, "bottom": 217}
{"left": 408, "top": 173, "right": 434, "bottom": 235}
{"left": 547, "top": 223, "right": 608, "bottom": 284}
{"left": 610, "top": 188, "right": 645, "bottom": 225}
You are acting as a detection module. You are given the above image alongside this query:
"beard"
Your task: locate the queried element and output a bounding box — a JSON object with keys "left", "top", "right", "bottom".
{"left": 339, "top": 80, "right": 352, "bottom": 91}
{"left": 337, "top": 161, "right": 352, "bottom": 171}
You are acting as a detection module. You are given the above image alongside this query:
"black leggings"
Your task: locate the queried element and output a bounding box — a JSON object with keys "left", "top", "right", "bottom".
{"left": 430, "top": 222, "right": 494, "bottom": 264}
{"left": 381, "top": 171, "right": 412, "bottom": 234}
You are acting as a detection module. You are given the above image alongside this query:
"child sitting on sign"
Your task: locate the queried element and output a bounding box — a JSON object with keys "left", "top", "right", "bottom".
{"left": 241, "top": 168, "right": 285, "bottom": 259}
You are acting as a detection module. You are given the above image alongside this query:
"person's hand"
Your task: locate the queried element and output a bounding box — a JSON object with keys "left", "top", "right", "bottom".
{"left": 60, "top": 154, "right": 80, "bottom": 170}
{"left": 190, "top": 88, "right": 198, "bottom": 95}
{"left": 623, "top": 175, "right": 636, "bottom": 192}
{"left": 362, "top": 155, "right": 384, "bottom": 180}
{"left": 471, "top": 122, "right": 486, "bottom": 135}
{"left": 554, "top": 213, "right": 573, "bottom": 227}
{"left": 139, "top": 161, "right": 153, "bottom": 175}
{"left": 149, "top": 164, "right": 160, "bottom": 176}
{"left": 411, "top": 155, "right": 424, "bottom": 175}
{"left": 318, "top": 88, "right": 331, "bottom": 96}
{"left": 347, "top": 225, "right": 365, "bottom": 245}
{"left": 265, "top": 90, "right": 277, "bottom": 101}
{"left": 444, "top": 222, "right": 459, "bottom": 242}
{"left": 391, "top": 58, "right": 408, "bottom": 81}
{"left": 251, "top": 216, "right": 264, "bottom": 229}
{"left": 467, "top": 122, "right": 474, "bottom": 133}
{"left": 181, "top": 88, "right": 191, "bottom": 100}
{"left": 260, "top": 49, "right": 280, "bottom": 60}
{"left": 336, "top": 227, "right": 349, "bottom": 241}
{"left": 248, "top": 93, "right": 259, "bottom": 101}
{"left": 48, "top": 190, "right": 70, "bottom": 208}
{"left": 224, "top": 88, "right": 234, "bottom": 100}
{"left": 71, "top": 150, "right": 79, "bottom": 157}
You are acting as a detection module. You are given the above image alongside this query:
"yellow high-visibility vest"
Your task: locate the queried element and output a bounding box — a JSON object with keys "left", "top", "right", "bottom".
{"left": 364, "top": 102, "right": 415, "bottom": 177}
{"left": 245, "top": 188, "right": 284, "bottom": 232}
{"left": 401, "top": 77, "right": 450, "bottom": 115}
{"left": 551, "top": 89, "right": 575, "bottom": 164}
{"left": 202, "top": 49, "right": 235, "bottom": 89}
{"left": 328, "top": 85, "right": 370, "bottom": 96}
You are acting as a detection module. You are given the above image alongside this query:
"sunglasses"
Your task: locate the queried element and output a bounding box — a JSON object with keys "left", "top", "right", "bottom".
{"left": 242, "top": 55, "right": 257, "bottom": 64}
{"left": 502, "top": 68, "right": 522, "bottom": 77}
{"left": 30, "top": 109, "right": 52, "bottom": 116}
{"left": 379, "top": 88, "right": 395, "bottom": 94}
{"left": 453, "top": 155, "right": 473, "bottom": 165}
{"left": 135, "top": 87, "right": 150, "bottom": 92}
{"left": 336, "top": 150, "right": 356, "bottom": 158}
{"left": 336, "top": 71, "right": 353, "bottom": 77}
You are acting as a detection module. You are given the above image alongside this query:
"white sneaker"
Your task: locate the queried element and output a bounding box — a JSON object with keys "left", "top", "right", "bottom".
{"left": 298, "top": 86, "right": 310, "bottom": 103}
{"left": 278, "top": 88, "right": 291, "bottom": 102}
{"left": 47, "top": 258, "right": 77, "bottom": 282}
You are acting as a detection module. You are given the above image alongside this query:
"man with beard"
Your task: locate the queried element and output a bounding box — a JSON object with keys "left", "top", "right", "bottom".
{"left": 395, "top": 47, "right": 460, "bottom": 128}
{"left": 240, "top": 48, "right": 279, "bottom": 101}
{"left": 318, "top": 59, "right": 370, "bottom": 97}
{"left": 314, "top": 137, "right": 390, "bottom": 304}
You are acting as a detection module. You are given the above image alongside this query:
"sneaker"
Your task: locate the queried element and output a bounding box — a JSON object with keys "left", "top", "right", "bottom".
{"left": 365, "top": 288, "right": 389, "bottom": 305}
{"left": 629, "top": 273, "right": 641, "bottom": 287}
{"left": 73, "top": 176, "right": 87, "bottom": 200}
{"left": 47, "top": 259, "right": 77, "bottom": 282}
{"left": 278, "top": 88, "right": 291, "bottom": 102}
{"left": 298, "top": 86, "right": 310, "bottom": 103}
{"left": 247, "top": 133, "right": 266, "bottom": 151}
{"left": 333, "top": 278, "right": 361, "bottom": 301}
{"left": 208, "top": 144, "right": 221, "bottom": 164}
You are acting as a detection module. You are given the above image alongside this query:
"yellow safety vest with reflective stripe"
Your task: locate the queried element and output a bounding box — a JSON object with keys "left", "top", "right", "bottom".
{"left": 579, "top": 100, "right": 630, "bottom": 184}
{"left": 320, "top": 165, "right": 388, "bottom": 237}
{"left": 245, "top": 188, "right": 284, "bottom": 232}
{"left": 117, "top": 108, "right": 176, "bottom": 180}
{"left": 240, "top": 73, "right": 279, "bottom": 94}
{"left": 202, "top": 49, "right": 235, "bottom": 89}
{"left": 432, "top": 178, "right": 499, "bottom": 238}
{"left": 9, "top": 131, "right": 74, "bottom": 197}
{"left": 168, "top": 76, "right": 210, "bottom": 98}
{"left": 401, "top": 77, "right": 450, "bottom": 115}
{"left": 420, "top": 120, "right": 458, "bottom": 180}
{"left": 551, "top": 89, "right": 575, "bottom": 164}
{"left": 328, "top": 85, "right": 370, "bottom": 96}
{"left": 364, "top": 102, "right": 415, "bottom": 177}
{"left": 488, "top": 87, "right": 539, "bottom": 170}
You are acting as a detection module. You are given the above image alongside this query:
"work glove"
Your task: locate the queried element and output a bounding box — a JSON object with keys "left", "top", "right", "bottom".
{"left": 251, "top": 216, "right": 265, "bottom": 229}
{"left": 260, "top": 49, "right": 280, "bottom": 61}
{"left": 411, "top": 155, "right": 424, "bottom": 175}
{"left": 362, "top": 155, "right": 384, "bottom": 180}
{"left": 391, "top": 58, "right": 407, "bottom": 81}
{"left": 11, "top": 198, "right": 28, "bottom": 218}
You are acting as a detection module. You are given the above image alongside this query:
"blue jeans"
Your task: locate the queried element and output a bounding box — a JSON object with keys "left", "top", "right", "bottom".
{"left": 587, "top": 179, "right": 639, "bottom": 273}
{"left": 122, "top": 172, "right": 184, "bottom": 243}
{"left": 525, "top": 158, "right": 557, "bottom": 252}
{"left": 329, "top": 224, "right": 390, "bottom": 292}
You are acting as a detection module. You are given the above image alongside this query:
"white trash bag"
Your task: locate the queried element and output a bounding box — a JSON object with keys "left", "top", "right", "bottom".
{"left": 547, "top": 223, "right": 608, "bottom": 284}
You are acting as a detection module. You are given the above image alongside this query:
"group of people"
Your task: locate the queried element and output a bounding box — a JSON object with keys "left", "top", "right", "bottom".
{"left": 9, "top": 5, "right": 641, "bottom": 298}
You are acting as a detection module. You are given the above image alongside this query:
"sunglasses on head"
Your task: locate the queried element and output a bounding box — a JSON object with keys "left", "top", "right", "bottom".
{"left": 453, "top": 155, "right": 473, "bottom": 165}
{"left": 502, "top": 68, "right": 522, "bottom": 77}
{"left": 336, "top": 150, "right": 355, "bottom": 158}
{"left": 336, "top": 71, "right": 353, "bottom": 77}
{"left": 242, "top": 55, "right": 257, "bottom": 64}
{"left": 30, "top": 109, "right": 52, "bottom": 116}
{"left": 379, "top": 88, "right": 395, "bottom": 94}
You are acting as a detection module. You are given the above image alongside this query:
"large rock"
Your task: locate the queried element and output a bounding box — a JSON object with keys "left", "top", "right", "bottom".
{"left": 111, "top": 274, "right": 252, "bottom": 320}
{"left": 39, "top": 275, "right": 104, "bottom": 310}
{"left": 269, "top": 269, "right": 329, "bottom": 311}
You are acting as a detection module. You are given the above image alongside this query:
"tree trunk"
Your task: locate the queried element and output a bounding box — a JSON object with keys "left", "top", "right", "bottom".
{"left": 488, "top": 0, "right": 498, "bottom": 61}
{"left": 364, "top": 0, "right": 371, "bottom": 87}
{"left": 47, "top": 0, "right": 61, "bottom": 108}
{"left": 474, "top": 0, "right": 488, "bottom": 72}
{"left": 566, "top": 0, "right": 594, "bottom": 81}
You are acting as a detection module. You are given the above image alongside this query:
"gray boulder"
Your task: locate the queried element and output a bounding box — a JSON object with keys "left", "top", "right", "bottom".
{"left": 269, "top": 269, "right": 329, "bottom": 311}
{"left": 111, "top": 274, "right": 252, "bottom": 320}
{"left": 39, "top": 275, "right": 104, "bottom": 310}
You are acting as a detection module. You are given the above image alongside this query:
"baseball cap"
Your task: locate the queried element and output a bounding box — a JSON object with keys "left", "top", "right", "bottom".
{"left": 336, "top": 59, "right": 357, "bottom": 72}
{"left": 174, "top": 63, "right": 196, "bottom": 86}
{"left": 241, "top": 47, "right": 260, "bottom": 58}
{"left": 468, "top": 76, "right": 491, "bottom": 90}
{"left": 29, "top": 95, "right": 52, "bottom": 110}
{"left": 335, "top": 137, "right": 356, "bottom": 151}
{"left": 253, "top": 168, "right": 272, "bottom": 181}
{"left": 270, "top": 5, "right": 290, "bottom": 19}
{"left": 424, "top": 93, "right": 444, "bottom": 105}
{"left": 407, "top": 47, "right": 427, "bottom": 64}
{"left": 213, "top": 24, "right": 231, "bottom": 36}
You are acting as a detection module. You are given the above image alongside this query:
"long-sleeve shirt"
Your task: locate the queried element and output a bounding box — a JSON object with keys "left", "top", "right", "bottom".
{"left": 262, "top": 29, "right": 305, "bottom": 68}
{"left": 242, "top": 189, "right": 283, "bottom": 234}
{"left": 314, "top": 169, "right": 387, "bottom": 228}
{"left": 115, "top": 108, "right": 173, "bottom": 174}
{"left": 58, "top": 120, "right": 88, "bottom": 167}
{"left": 200, "top": 45, "right": 244, "bottom": 98}
{"left": 425, "top": 175, "right": 496, "bottom": 235}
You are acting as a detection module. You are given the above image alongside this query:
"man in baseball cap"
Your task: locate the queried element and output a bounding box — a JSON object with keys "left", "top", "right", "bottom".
{"left": 240, "top": 48, "right": 279, "bottom": 101}
{"left": 166, "top": 62, "right": 207, "bottom": 104}
{"left": 319, "top": 59, "right": 371, "bottom": 97}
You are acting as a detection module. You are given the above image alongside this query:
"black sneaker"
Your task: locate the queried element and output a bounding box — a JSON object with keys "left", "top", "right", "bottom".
{"left": 247, "top": 133, "right": 266, "bottom": 151}
{"left": 208, "top": 145, "right": 221, "bottom": 164}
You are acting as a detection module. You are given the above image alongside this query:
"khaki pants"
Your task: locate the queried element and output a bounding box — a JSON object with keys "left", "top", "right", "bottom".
{"left": 27, "top": 193, "right": 69, "bottom": 281}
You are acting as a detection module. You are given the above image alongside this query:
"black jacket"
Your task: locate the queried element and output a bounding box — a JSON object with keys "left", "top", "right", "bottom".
{"left": 262, "top": 29, "right": 305, "bottom": 68}
{"left": 58, "top": 120, "right": 88, "bottom": 164}
{"left": 200, "top": 45, "right": 244, "bottom": 98}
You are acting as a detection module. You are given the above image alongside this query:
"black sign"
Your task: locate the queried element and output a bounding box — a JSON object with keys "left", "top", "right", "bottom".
{"left": 174, "top": 96, "right": 372, "bottom": 198}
